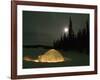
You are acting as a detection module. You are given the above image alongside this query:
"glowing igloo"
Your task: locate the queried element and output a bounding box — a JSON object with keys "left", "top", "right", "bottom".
{"left": 38, "top": 49, "right": 64, "bottom": 63}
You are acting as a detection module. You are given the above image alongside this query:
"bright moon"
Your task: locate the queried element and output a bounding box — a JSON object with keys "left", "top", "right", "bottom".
{"left": 64, "top": 27, "right": 69, "bottom": 33}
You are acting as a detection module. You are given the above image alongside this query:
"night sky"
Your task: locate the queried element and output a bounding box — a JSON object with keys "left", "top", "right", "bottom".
{"left": 23, "top": 11, "right": 89, "bottom": 46}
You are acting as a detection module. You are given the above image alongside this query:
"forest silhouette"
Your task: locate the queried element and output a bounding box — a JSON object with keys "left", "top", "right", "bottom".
{"left": 53, "top": 16, "right": 89, "bottom": 54}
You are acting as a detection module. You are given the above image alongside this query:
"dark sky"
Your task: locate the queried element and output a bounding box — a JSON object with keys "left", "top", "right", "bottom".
{"left": 23, "top": 11, "right": 89, "bottom": 46}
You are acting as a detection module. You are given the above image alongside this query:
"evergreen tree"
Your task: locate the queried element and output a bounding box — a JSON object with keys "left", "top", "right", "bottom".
{"left": 68, "top": 16, "right": 74, "bottom": 39}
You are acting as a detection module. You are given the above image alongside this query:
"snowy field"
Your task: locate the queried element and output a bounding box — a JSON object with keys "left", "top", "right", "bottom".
{"left": 23, "top": 48, "right": 89, "bottom": 68}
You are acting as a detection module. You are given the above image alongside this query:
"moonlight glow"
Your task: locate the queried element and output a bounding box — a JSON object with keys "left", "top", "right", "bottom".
{"left": 64, "top": 27, "right": 69, "bottom": 33}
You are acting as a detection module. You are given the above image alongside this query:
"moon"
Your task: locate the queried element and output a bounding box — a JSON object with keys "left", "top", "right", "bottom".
{"left": 64, "top": 27, "right": 69, "bottom": 33}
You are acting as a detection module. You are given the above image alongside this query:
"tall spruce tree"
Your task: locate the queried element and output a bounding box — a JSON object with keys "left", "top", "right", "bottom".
{"left": 68, "top": 16, "right": 74, "bottom": 39}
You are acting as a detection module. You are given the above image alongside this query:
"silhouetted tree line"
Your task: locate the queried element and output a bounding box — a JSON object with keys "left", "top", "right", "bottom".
{"left": 53, "top": 17, "right": 89, "bottom": 54}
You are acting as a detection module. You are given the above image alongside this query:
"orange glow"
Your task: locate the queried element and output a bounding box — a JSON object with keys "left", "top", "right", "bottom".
{"left": 24, "top": 49, "right": 67, "bottom": 63}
